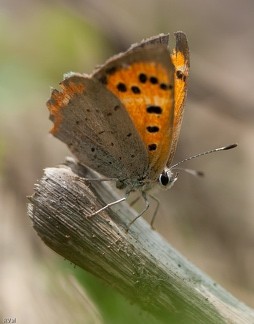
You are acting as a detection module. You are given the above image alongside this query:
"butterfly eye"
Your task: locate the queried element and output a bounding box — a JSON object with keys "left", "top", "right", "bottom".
{"left": 158, "top": 169, "right": 178, "bottom": 190}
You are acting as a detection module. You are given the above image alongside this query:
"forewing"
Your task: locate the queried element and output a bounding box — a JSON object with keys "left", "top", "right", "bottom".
{"left": 93, "top": 44, "right": 175, "bottom": 181}
{"left": 167, "top": 32, "right": 190, "bottom": 166}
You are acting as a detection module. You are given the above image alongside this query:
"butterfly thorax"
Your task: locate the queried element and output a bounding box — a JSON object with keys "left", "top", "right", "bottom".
{"left": 116, "top": 166, "right": 177, "bottom": 193}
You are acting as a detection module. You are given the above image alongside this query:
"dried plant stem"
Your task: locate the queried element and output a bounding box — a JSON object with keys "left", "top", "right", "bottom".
{"left": 28, "top": 158, "right": 254, "bottom": 324}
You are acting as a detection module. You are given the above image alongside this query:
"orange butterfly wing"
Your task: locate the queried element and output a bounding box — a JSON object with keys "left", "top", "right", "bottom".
{"left": 167, "top": 32, "right": 190, "bottom": 167}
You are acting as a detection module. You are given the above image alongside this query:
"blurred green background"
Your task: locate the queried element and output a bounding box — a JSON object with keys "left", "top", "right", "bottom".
{"left": 1, "top": 0, "right": 254, "bottom": 323}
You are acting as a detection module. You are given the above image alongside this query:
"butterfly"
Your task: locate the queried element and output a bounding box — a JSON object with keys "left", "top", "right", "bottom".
{"left": 47, "top": 32, "right": 234, "bottom": 228}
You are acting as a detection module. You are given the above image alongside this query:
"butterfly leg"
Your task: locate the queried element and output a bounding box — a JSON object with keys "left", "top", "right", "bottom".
{"left": 127, "top": 192, "right": 150, "bottom": 230}
{"left": 76, "top": 176, "right": 118, "bottom": 183}
{"left": 86, "top": 191, "right": 130, "bottom": 218}
{"left": 149, "top": 194, "right": 160, "bottom": 230}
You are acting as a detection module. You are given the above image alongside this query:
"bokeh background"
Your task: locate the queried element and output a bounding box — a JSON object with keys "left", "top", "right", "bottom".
{"left": 1, "top": 0, "right": 254, "bottom": 323}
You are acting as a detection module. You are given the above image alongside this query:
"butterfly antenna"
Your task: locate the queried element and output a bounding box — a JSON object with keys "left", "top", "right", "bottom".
{"left": 170, "top": 143, "right": 238, "bottom": 174}
{"left": 173, "top": 167, "right": 204, "bottom": 177}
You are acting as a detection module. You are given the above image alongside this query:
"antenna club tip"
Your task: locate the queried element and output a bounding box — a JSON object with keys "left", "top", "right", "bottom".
{"left": 223, "top": 143, "right": 238, "bottom": 150}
